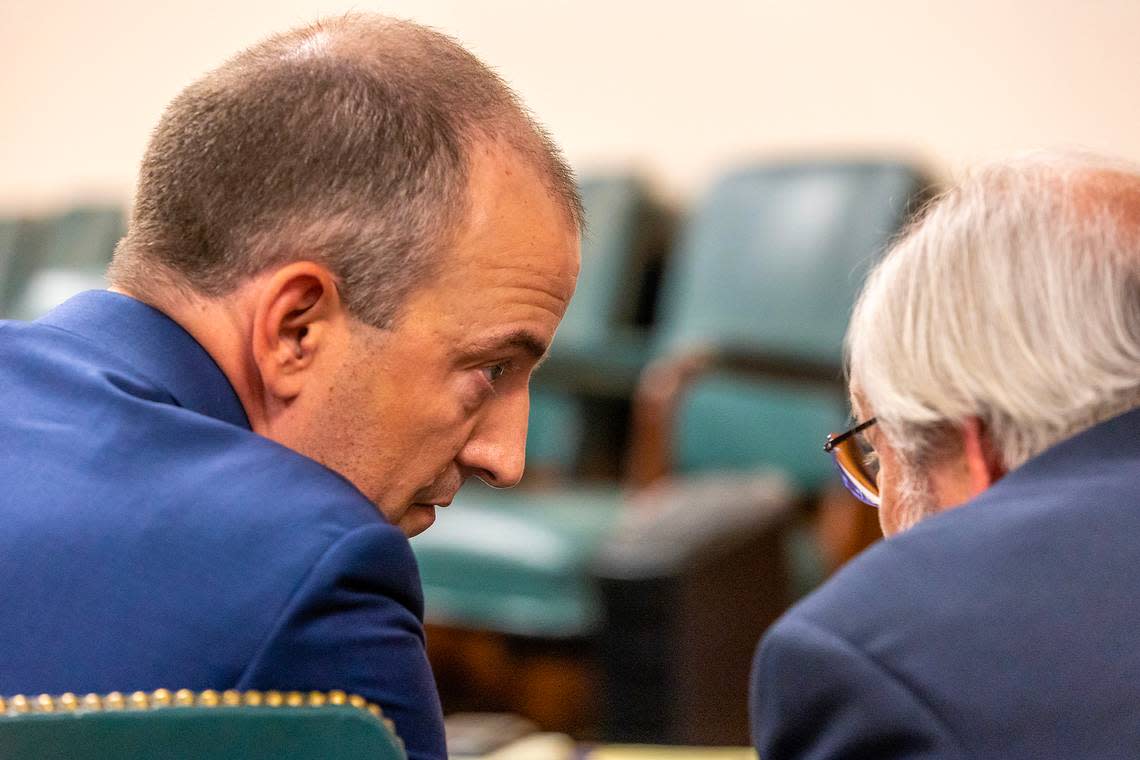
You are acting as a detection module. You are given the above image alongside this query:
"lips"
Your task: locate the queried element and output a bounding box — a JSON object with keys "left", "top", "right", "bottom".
{"left": 403, "top": 503, "right": 438, "bottom": 537}
{"left": 411, "top": 471, "right": 463, "bottom": 510}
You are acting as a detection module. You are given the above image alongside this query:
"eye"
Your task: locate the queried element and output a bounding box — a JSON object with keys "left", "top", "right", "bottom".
{"left": 855, "top": 432, "right": 880, "bottom": 483}
{"left": 480, "top": 362, "right": 509, "bottom": 385}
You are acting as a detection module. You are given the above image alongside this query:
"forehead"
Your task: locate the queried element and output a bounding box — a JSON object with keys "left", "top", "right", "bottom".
{"left": 390, "top": 142, "right": 580, "bottom": 348}
{"left": 441, "top": 142, "right": 579, "bottom": 298}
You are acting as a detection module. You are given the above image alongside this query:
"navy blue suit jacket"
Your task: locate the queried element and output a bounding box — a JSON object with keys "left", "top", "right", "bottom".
{"left": 751, "top": 406, "right": 1140, "bottom": 759}
{"left": 0, "top": 291, "right": 445, "bottom": 759}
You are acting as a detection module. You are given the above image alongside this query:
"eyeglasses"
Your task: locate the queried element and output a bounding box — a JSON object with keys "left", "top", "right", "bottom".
{"left": 823, "top": 417, "right": 880, "bottom": 507}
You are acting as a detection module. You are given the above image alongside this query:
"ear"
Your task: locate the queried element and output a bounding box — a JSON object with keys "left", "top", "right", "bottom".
{"left": 250, "top": 262, "right": 347, "bottom": 402}
{"left": 960, "top": 417, "right": 1007, "bottom": 497}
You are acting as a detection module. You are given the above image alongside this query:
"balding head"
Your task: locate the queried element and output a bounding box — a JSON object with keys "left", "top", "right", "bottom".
{"left": 848, "top": 152, "right": 1140, "bottom": 491}
{"left": 110, "top": 14, "right": 582, "bottom": 327}
{"left": 105, "top": 16, "right": 582, "bottom": 536}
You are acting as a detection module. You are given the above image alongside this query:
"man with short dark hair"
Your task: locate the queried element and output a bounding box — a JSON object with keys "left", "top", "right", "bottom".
{"left": 0, "top": 15, "right": 580, "bottom": 760}
{"left": 750, "top": 154, "right": 1140, "bottom": 758}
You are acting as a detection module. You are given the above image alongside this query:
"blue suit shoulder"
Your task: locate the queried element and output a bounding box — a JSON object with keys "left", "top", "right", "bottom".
{"left": 0, "top": 305, "right": 446, "bottom": 759}
{"left": 751, "top": 409, "right": 1140, "bottom": 760}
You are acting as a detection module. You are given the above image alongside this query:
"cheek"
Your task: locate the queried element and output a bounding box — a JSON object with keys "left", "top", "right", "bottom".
{"left": 388, "top": 373, "right": 477, "bottom": 426}
{"left": 403, "top": 376, "right": 485, "bottom": 457}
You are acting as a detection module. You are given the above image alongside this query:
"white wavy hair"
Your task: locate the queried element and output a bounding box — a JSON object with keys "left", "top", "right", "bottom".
{"left": 847, "top": 151, "right": 1140, "bottom": 470}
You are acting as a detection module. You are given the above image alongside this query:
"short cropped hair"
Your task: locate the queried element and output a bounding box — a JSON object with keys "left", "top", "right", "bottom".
{"left": 109, "top": 14, "right": 582, "bottom": 327}
{"left": 847, "top": 152, "right": 1140, "bottom": 470}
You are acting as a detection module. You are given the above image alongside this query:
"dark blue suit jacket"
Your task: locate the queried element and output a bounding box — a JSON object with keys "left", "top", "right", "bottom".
{"left": 0, "top": 291, "right": 445, "bottom": 759}
{"left": 751, "top": 406, "right": 1140, "bottom": 759}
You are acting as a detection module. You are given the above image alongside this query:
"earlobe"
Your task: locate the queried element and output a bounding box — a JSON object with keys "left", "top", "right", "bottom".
{"left": 961, "top": 417, "right": 1006, "bottom": 496}
{"left": 250, "top": 263, "right": 344, "bottom": 402}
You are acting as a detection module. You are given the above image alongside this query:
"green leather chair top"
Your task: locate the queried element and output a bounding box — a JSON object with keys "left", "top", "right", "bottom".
{"left": 674, "top": 374, "right": 848, "bottom": 490}
{"left": 0, "top": 689, "right": 405, "bottom": 760}
{"left": 34, "top": 206, "right": 125, "bottom": 270}
{"left": 555, "top": 175, "right": 660, "bottom": 348}
{"left": 0, "top": 218, "right": 21, "bottom": 279}
{"left": 657, "top": 160, "right": 931, "bottom": 490}
{"left": 0, "top": 216, "right": 41, "bottom": 315}
{"left": 4, "top": 205, "right": 124, "bottom": 320}
{"left": 655, "top": 160, "right": 928, "bottom": 362}
{"left": 525, "top": 174, "right": 666, "bottom": 476}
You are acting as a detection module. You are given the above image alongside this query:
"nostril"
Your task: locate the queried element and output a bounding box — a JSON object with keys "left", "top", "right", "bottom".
{"left": 457, "top": 434, "right": 527, "bottom": 489}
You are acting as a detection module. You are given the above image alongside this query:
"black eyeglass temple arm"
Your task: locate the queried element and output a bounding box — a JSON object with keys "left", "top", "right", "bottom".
{"left": 823, "top": 417, "right": 878, "bottom": 452}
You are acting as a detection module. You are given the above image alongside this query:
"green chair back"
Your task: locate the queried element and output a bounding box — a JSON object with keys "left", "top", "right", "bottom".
{"left": 6, "top": 206, "right": 124, "bottom": 320}
{"left": 555, "top": 175, "right": 660, "bottom": 347}
{"left": 656, "top": 161, "right": 925, "bottom": 359}
{"left": 35, "top": 206, "right": 125, "bottom": 270}
{"left": 657, "top": 161, "right": 930, "bottom": 489}
{"left": 0, "top": 689, "right": 405, "bottom": 760}
{"left": 526, "top": 175, "right": 665, "bottom": 475}
{"left": 674, "top": 375, "right": 849, "bottom": 489}
{"left": 0, "top": 216, "right": 43, "bottom": 316}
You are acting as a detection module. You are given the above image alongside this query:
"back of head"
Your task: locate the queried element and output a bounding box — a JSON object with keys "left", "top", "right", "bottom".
{"left": 848, "top": 152, "right": 1140, "bottom": 469}
{"left": 110, "top": 14, "right": 580, "bottom": 327}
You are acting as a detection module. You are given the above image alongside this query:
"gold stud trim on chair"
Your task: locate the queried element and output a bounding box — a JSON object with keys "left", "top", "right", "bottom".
{"left": 0, "top": 688, "right": 399, "bottom": 742}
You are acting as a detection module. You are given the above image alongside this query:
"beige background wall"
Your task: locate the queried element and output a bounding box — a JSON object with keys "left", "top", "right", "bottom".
{"left": 3, "top": 0, "right": 1139, "bottom": 212}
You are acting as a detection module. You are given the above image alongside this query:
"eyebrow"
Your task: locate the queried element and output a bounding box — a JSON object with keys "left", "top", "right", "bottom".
{"left": 458, "top": 330, "right": 550, "bottom": 365}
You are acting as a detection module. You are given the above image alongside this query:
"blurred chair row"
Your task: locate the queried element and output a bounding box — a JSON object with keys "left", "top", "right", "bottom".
{"left": 415, "top": 159, "right": 934, "bottom": 744}
{"left": 0, "top": 206, "right": 122, "bottom": 319}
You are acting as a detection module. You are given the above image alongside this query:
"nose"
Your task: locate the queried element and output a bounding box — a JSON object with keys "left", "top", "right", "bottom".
{"left": 456, "top": 391, "right": 529, "bottom": 488}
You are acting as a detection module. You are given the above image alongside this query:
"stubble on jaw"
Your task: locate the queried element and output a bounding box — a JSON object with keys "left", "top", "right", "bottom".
{"left": 887, "top": 458, "right": 941, "bottom": 535}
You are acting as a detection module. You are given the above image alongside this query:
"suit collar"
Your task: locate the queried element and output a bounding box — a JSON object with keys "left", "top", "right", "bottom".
{"left": 39, "top": 290, "right": 250, "bottom": 430}
{"left": 973, "top": 404, "right": 1140, "bottom": 508}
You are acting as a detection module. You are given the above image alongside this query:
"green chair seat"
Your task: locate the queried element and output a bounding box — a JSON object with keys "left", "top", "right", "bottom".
{"left": 674, "top": 373, "right": 849, "bottom": 492}
{"left": 412, "top": 484, "right": 623, "bottom": 637}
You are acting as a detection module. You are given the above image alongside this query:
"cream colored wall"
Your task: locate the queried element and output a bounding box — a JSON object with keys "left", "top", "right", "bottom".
{"left": 3, "top": 0, "right": 1140, "bottom": 212}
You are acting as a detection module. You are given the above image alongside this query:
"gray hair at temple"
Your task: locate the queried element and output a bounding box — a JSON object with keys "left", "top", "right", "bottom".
{"left": 847, "top": 151, "right": 1140, "bottom": 471}
{"left": 109, "top": 14, "right": 582, "bottom": 328}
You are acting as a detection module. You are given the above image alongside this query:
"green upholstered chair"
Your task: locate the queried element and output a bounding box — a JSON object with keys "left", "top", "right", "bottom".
{"left": 7, "top": 205, "right": 124, "bottom": 320}
{"left": 0, "top": 689, "right": 405, "bottom": 760}
{"left": 525, "top": 174, "right": 669, "bottom": 478}
{"left": 632, "top": 160, "right": 934, "bottom": 492}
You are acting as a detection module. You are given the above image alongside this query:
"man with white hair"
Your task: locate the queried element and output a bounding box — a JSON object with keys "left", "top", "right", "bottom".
{"left": 750, "top": 154, "right": 1140, "bottom": 758}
